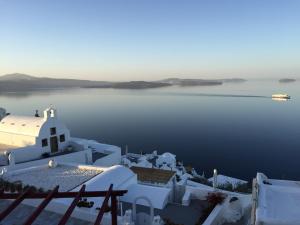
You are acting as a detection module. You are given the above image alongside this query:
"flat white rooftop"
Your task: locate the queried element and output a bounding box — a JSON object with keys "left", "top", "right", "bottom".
{"left": 3, "top": 164, "right": 103, "bottom": 192}
{"left": 255, "top": 173, "right": 300, "bottom": 225}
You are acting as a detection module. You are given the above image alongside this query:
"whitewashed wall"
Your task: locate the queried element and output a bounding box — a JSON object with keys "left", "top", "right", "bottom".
{"left": 0, "top": 133, "right": 35, "bottom": 147}
{"left": 5, "top": 150, "right": 91, "bottom": 170}
{"left": 93, "top": 150, "right": 121, "bottom": 167}
{"left": 202, "top": 199, "right": 229, "bottom": 225}
{"left": 36, "top": 118, "right": 70, "bottom": 153}
{"left": 10, "top": 146, "right": 42, "bottom": 163}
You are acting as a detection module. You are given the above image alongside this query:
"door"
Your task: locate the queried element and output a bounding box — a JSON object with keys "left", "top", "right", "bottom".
{"left": 50, "top": 136, "right": 58, "bottom": 153}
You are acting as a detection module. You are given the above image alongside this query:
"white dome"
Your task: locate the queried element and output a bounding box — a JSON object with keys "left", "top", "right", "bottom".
{"left": 83, "top": 165, "right": 136, "bottom": 190}
{"left": 161, "top": 152, "right": 176, "bottom": 159}
{"left": 156, "top": 152, "right": 176, "bottom": 169}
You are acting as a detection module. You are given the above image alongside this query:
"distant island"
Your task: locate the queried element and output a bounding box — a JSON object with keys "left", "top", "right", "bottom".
{"left": 85, "top": 81, "right": 172, "bottom": 89}
{"left": 0, "top": 73, "right": 247, "bottom": 92}
{"left": 279, "top": 78, "right": 296, "bottom": 83}
{"left": 158, "top": 78, "right": 246, "bottom": 86}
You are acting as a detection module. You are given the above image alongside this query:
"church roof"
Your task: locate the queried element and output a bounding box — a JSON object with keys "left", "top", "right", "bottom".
{"left": 0, "top": 115, "right": 45, "bottom": 137}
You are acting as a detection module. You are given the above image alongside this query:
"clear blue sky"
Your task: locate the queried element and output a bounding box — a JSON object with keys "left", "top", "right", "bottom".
{"left": 0, "top": 0, "right": 299, "bottom": 81}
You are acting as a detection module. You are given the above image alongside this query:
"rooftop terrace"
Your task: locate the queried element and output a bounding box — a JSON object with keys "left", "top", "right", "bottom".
{"left": 122, "top": 199, "right": 207, "bottom": 225}
{"left": 130, "top": 166, "right": 176, "bottom": 185}
{"left": 3, "top": 165, "right": 103, "bottom": 192}
{"left": 0, "top": 200, "right": 92, "bottom": 225}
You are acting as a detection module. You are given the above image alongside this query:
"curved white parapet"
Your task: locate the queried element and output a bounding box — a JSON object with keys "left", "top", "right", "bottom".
{"left": 182, "top": 190, "right": 192, "bottom": 206}
{"left": 70, "top": 138, "right": 122, "bottom": 167}
{"left": 255, "top": 173, "right": 300, "bottom": 225}
{"left": 202, "top": 195, "right": 251, "bottom": 225}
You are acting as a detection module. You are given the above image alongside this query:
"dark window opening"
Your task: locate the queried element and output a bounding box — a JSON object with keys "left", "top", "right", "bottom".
{"left": 42, "top": 139, "right": 48, "bottom": 147}
{"left": 60, "top": 134, "right": 65, "bottom": 142}
{"left": 50, "top": 127, "right": 56, "bottom": 135}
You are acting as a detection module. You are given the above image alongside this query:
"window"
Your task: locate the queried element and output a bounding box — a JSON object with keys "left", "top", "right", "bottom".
{"left": 60, "top": 134, "right": 65, "bottom": 142}
{"left": 50, "top": 127, "right": 56, "bottom": 135}
{"left": 42, "top": 139, "right": 48, "bottom": 147}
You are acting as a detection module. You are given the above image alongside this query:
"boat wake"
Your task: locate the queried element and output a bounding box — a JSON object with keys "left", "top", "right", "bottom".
{"left": 159, "top": 92, "right": 269, "bottom": 98}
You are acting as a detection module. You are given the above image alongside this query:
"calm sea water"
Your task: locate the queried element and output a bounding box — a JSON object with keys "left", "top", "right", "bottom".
{"left": 1, "top": 80, "right": 299, "bottom": 181}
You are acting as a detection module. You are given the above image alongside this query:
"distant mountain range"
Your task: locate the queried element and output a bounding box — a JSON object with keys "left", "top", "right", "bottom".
{"left": 279, "top": 78, "right": 297, "bottom": 83}
{"left": 157, "top": 78, "right": 246, "bottom": 86}
{"left": 0, "top": 73, "right": 246, "bottom": 92}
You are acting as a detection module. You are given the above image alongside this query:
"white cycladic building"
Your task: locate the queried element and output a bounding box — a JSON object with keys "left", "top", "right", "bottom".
{"left": 156, "top": 152, "right": 176, "bottom": 169}
{"left": 0, "top": 107, "right": 70, "bottom": 155}
{"left": 0, "top": 107, "right": 121, "bottom": 167}
{"left": 252, "top": 173, "right": 300, "bottom": 225}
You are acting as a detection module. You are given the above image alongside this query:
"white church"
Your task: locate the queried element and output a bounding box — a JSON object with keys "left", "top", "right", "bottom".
{"left": 0, "top": 107, "right": 70, "bottom": 153}
{"left": 0, "top": 107, "right": 121, "bottom": 166}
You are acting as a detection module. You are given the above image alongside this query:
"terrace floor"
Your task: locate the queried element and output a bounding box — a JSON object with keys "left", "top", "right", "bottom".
{"left": 0, "top": 200, "right": 92, "bottom": 225}
{"left": 122, "top": 199, "right": 208, "bottom": 225}
{"left": 3, "top": 165, "right": 102, "bottom": 192}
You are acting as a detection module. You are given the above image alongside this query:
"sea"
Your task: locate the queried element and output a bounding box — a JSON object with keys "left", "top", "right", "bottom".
{"left": 1, "top": 79, "right": 299, "bottom": 181}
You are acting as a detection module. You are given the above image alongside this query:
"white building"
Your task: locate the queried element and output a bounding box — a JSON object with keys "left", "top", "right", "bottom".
{"left": 252, "top": 173, "right": 300, "bottom": 225}
{"left": 0, "top": 107, "right": 121, "bottom": 167}
{"left": 156, "top": 152, "right": 176, "bottom": 170}
{"left": 0, "top": 107, "right": 70, "bottom": 153}
{"left": 1, "top": 162, "right": 171, "bottom": 224}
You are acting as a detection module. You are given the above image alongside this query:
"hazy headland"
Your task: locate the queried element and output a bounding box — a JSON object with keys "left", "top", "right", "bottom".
{"left": 0, "top": 73, "right": 247, "bottom": 92}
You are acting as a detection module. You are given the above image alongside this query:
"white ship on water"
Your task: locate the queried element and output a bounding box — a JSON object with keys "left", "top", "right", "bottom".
{"left": 272, "top": 94, "right": 291, "bottom": 99}
{"left": 0, "top": 107, "right": 298, "bottom": 225}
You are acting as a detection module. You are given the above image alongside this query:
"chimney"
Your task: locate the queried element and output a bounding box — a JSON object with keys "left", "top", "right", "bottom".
{"left": 35, "top": 110, "right": 40, "bottom": 117}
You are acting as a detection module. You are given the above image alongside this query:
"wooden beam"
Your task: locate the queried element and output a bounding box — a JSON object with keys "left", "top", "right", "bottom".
{"left": 94, "top": 184, "right": 113, "bottom": 225}
{"left": 23, "top": 186, "right": 59, "bottom": 225}
{"left": 0, "top": 190, "right": 127, "bottom": 199}
{"left": 111, "top": 195, "right": 118, "bottom": 225}
{"left": 57, "top": 185, "right": 86, "bottom": 225}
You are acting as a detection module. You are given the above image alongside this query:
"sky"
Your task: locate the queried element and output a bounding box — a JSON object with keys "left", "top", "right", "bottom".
{"left": 0, "top": 0, "right": 300, "bottom": 81}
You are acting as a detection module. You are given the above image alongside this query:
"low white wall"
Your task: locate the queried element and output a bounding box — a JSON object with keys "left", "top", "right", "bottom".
{"left": 90, "top": 141, "right": 121, "bottom": 167}
{"left": 183, "top": 180, "right": 251, "bottom": 225}
{"left": 5, "top": 150, "right": 91, "bottom": 171}
{"left": 202, "top": 199, "right": 227, "bottom": 225}
{"left": 94, "top": 150, "right": 121, "bottom": 167}
{"left": 202, "top": 195, "right": 251, "bottom": 225}
{"left": 183, "top": 180, "right": 215, "bottom": 204}
{"left": 69, "top": 138, "right": 121, "bottom": 167}
{"left": 10, "top": 146, "right": 43, "bottom": 164}
{"left": 69, "top": 140, "right": 86, "bottom": 152}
